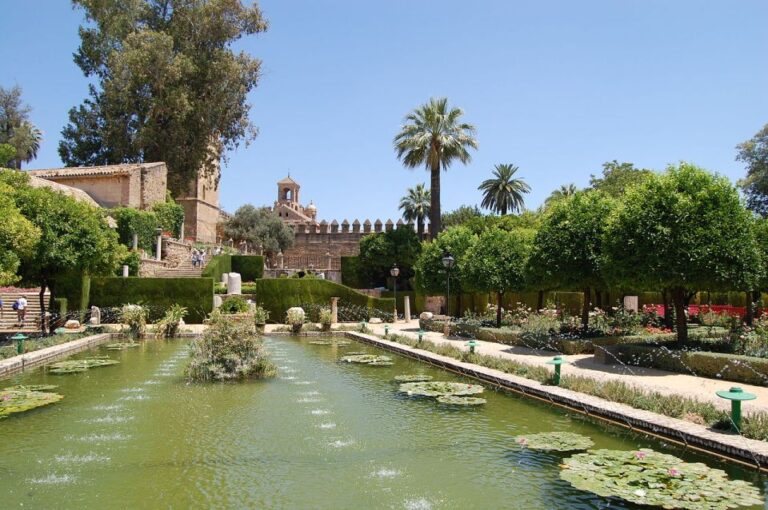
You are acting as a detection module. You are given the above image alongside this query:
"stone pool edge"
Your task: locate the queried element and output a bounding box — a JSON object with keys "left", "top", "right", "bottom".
{"left": 340, "top": 330, "right": 768, "bottom": 471}
{"left": 0, "top": 331, "right": 200, "bottom": 379}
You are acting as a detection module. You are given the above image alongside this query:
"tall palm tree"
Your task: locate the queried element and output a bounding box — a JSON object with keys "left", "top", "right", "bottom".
{"left": 394, "top": 97, "right": 478, "bottom": 235}
{"left": 544, "top": 183, "right": 578, "bottom": 206}
{"left": 399, "top": 183, "right": 431, "bottom": 239}
{"left": 478, "top": 164, "right": 530, "bottom": 215}
{"left": 8, "top": 121, "right": 42, "bottom": 169}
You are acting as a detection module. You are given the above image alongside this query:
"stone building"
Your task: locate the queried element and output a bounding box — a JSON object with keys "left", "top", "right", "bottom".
{"left": 27, "top": 162, "right": 221, "bottom": 243}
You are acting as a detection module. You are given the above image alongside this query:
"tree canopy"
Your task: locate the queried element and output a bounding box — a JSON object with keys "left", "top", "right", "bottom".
{"left": 398, "top": 183, "right": 430, "bottom": 239}
{"left": 589, "top": 160, "right": 653, "bottom": 197}
{"left": 442, "top": 204, "right": 483, "bottom": 229}
{"left": 737, "top": 123, "right": 768, "bottom": 216}
{"left": 0, "top": 86, "right": 42, "bottom": 169}
{"left": 394, "top": 97, "right": 478, "bottom": 234}
{"left": 0, "top": 171, "right": 40, "bottom": 285}
{"left": 358, "top": 228, "right": 421, "bottom": 289}
{"left": 222, "top": 205, "right": 293, "bottom": 255}
{"left": 478, "top": 163, "right": 530, "bottom": 215}
{"left": 603, "top": 162, "right": 762, "bottom": 342}
{"left": 462, "top": 228, "right": 530, "bottom": 326}
{"left": 59, "top": 0, "right": 268, "bottom": 196}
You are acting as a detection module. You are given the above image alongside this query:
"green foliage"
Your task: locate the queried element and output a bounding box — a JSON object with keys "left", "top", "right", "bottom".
{"left": 442, "top": 204, "right": 483, "bottom": 229}
{"left": 398, "top": 381, "right": 484, "bottom": 397}
{"left": 588, "top": 160, "right": 653, "bottom": 197}
{"left": 358, "top": 228, "right": 421, "bottom": 288}
{"left": 0, "top": 386, "right": 63, "bottom": 419}
{"left": 111, "top": 207, "right": 158, "bottom": 251}
{"left": 220, "top": 295, "right": 249, "bottom": 314}
{"left": 60, "top": 1, "right": 268, "bottom": 196}
{"left": 49, "top": 357, "right": 120, "bottom": 375}
{"left": 154, "top": 304, "right": 187, "bottom": 338}
{"left": 460, "top": 210, "right": 541, "bottom": 236}
{"left": 413, "top": 226, "right": 477, "bottom": 295}
{"left": 151, "top": 197, "right": 184, "bottom": 239}
{"left": 543, "top": 184, "right": 578, "bottom": 208}
{"left": 0, "top": 86, "right": 42, "bottom": 169}
{"left": 232, "top": 255, "right": 264, "bottom": 280}
{"left": 512, "top": 432, "right": 594, "bottom": 452}
{"left": 245, "top": 279, "right": 394, "bottom": 322}
{"left": 736, "top": 123, "right": 768, "bottom": 216}
{"left": 120, "top": 304, "right": 147, "bottom": 339}
{"left": 89, "top": 277, "right": 214, "bottom": 323}
{"left": 0, "top": 171, "right": 39, "bottom": 285}
{"left": 0, "top": 143, "right": 15, "bottom": 166}
{"left": 253, "top": 305, "right": 269, "bottom": 324}
{"left": 478, "top": 163, "right": 530, "bottom": 215}
{"left": 394, "top": 97, "right": 478, "bottom": 234}
{"left": 118, "top": 251, "right": 141, "bottom": 277}
{"left": 399, "top": 183, "right": 430, "bottom": 237}
{"left": 186, "top": 311, "right": 276, "bottom": 382}
{"left": 560, "top": 448, "right": 763, "bottom": 510}
{"left": 340, "top": 354, "right": 393, "bottom": 365}
{"left": 340, "top": 256, "right": 364, "bottom": 288}
{"left": 222, "top": 205, "right": 293, "bottom": 255}
{"left": 201, "top": 254, "right": 233, "bottom": 282}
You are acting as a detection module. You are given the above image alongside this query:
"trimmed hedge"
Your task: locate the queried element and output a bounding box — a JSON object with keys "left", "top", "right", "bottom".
{"left": 202, "top": 254, "right": 232, "bottom": 283}
{"left": 340, "top": 256, "right": 364, "bottom": 288}
{"left": 89, "top": 277, "right": 214, "bottom": 323}
{"left": 52, "top": 273, "right": 91, "bottom": 313}
{"left": 607, "top": 344, "right": 768, "bottom": 386}
{"left": 231, "top": 255, "right": 264, "bottom": 281}
{"left": 246, "top": 279, "right": 394, "bottom": 322}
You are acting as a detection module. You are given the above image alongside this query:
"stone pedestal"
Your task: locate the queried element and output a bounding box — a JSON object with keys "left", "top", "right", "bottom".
{"left": 213, "top": 295, "right": 223, "bottom": 309}
{"left": 227, "top": 273, "right": 242, "bottom": 295}
{"left": 331, "top": 297, "right": 339, "bottom": 324}
{"left": 221, "top": 273, "right": 229, "bottom": 284}
{"left": 156, "top": 234, "right": 162, "bottom": 261}
{"left": 132, "top": 234, "right": 138, "bottom": 250}
{"left": 122, "top": 265, "right": 129, "bottom": 277}
{"left": 623, "top": 295, "right": 639, "bottom": 312}
{"left": 403, "top": 295, "right": 411, "bottom": 323}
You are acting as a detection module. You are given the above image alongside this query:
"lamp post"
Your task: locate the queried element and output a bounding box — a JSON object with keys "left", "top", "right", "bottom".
{"left": 390, "top": 264, "right": 400, "bottom": 322}
{"left": 442, "top": 252, "right": 455, "bottom": 317}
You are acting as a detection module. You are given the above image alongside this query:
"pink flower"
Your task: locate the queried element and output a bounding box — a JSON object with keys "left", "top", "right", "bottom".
{"left": 517, "top": 438, "right": 527, "bottom": 444}
{"left": 668, "top": 468, "right": 680, "bottom": 477}
{"left": 633, "top": 451, "right": 647, "bottom": 460}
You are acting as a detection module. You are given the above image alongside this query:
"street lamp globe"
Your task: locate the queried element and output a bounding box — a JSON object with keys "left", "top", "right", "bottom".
{"left": 442, "top": 253, "right": 455, "bottom": 269}
{"left": 390, "top": 264, "right": 400, "bottom": 278}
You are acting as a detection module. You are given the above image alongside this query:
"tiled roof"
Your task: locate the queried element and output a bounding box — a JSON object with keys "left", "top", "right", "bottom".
{"left": 277, "top": 175, "right": 299, "bottom": 185}
{"left": 28, "top": 162, "right": 165, "bottom": 179}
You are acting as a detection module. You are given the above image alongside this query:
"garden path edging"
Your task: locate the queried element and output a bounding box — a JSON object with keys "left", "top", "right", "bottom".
{"left": 343, "top": 331, "right": 768, "bottom": 471}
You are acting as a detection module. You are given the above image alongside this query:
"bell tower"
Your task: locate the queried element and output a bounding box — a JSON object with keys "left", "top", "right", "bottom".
{"left": 277, "top": 175, "right": 300, "bottom": 206}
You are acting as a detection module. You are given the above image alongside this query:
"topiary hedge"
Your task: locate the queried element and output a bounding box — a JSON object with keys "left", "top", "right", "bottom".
{"left": 202, "top": 254, "right": 232, "bottom": 282}
{"left": 232, "top": 255, "right": 264, "bottom": 281}
{"left": 340, "top": 256, "right": 364, "bottom": 288}
{"left": 246, "top": 279, "right": 393, "bottom": 322}
{"left": 605, "top": 344, "right": 768, "bottom": 386}
{"left": 89, "top": 277, "right": 214, "bottom": 323}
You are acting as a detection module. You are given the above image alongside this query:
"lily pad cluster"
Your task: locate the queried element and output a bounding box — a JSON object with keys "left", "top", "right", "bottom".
{"left": 49, "top": 357, "right": 120, "bottom": 374}
{"left": 560, "top": 448, "right": 763, "bottom": 509}
{"left": 436, "top": 395, "right": 487, "bottom": 406}
{"left": 393, "top": 374, "right": 433, "bottom": 383}
{"left": 398, "top": 381, "right": 484, "bottom": 398}
{"left": 340, "top": 354, "right": 394, "bottom": 366}
{"left": 0, "top": 385, "right": 63, "bottom": 419}
{"left": 308, "top": 340, "right": 351, "bottom": 346}
{"left": 512, "top": 432, "right": 594, "bottom": 452}
{"left": 105, "top": 342, "right": 140, "bottom": 351}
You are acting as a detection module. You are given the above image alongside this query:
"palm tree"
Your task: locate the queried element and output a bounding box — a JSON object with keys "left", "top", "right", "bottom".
{"left": 478, "top": 164, "right": 530, "bottom": 215}
{"left": 399, "top": 183, "right": 431, "bottom": 239}
{"left": 394, "top": 97, "right": 478, "bottom": 235}
{"left": 544, "top": 183, "right": 578, "bottom": 206}
{"left": 8, "top": 121, "right": 42, "bottom": 169}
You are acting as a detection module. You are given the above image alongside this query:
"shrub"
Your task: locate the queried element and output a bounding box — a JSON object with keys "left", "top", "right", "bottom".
{"left": 253, "top": 305, "right": 269, "bottom": 325}
{"left": 319, "top": 307, "right": 333, "bottom": 331}
{"left": 220, "top": 296, "right": 249, "bottom": 314}
{"left": 201, "top": 254, "right": 233, "bottom": 282}
{"left": 519, "top": 314, "right": 560, "bottom": 348}
{"left": 231, "top": 255, "right": 264, "bottom": 280}
{"left": 340, "top": 256, "right": 364, "bottom": 288}
{"left": 186, "top": 311, "right": 276, "bottom": 381}
{"left": 154, "top": 304, "right": 187, "bottom": 338}
{"left": 121, "top": 304, "right": 147, "bottom": 339}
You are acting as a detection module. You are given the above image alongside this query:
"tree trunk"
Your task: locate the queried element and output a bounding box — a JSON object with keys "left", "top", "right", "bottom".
{"left": 745, "top": 291, "right": 754, "bottom": 326}
{"left": 456, "top": 292, "right": 463, "bottom": 317}
{"left": 536, "top": 290, "right": 544, "bottom": 311}
{"left": 672, "top": 287, "right": 688, "bottom": 344}
{"left": 595, "top": 290, "right": 602, "bottom": 309}
{"left": 496, "top": 291, "right": 503, "bottom": 328}
{"left": 39, "top": 281, "right": 47, "bottom": 334}
{"left": 581, "top": 287, "right": 590, "bottom": 329}
{"left": 501, "top": 204, "right": 507, "bottom": 216}
{"left": 430, "top": 161, "right": 441, "bottom": 235}
{"left": 753, "top": 290, "right": 761, "bottom": 319}
{"left": 605, "top": 291, "right": 611, "bottom": 309}
{"left": 662, "top": 289, "right": 673, "bottom": 329}
{"left": 417, "top": 219, "right": 424, "bottom": 241}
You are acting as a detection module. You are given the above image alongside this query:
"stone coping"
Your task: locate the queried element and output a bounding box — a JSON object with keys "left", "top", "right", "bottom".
{"left": 342, "top": 331, "right": 768, "bottom": 471}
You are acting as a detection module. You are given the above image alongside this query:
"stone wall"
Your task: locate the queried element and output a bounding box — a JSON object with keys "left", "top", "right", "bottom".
{"left": 138, "top": 258, "right": 168, "bottom": 277}
{"left": 177, "top": 197, "right": 221, "bottom": 244}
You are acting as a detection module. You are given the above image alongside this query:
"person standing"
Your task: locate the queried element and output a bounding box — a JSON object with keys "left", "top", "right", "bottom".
{"left": 16, "top": 295, "right": 27, "bottom": 327}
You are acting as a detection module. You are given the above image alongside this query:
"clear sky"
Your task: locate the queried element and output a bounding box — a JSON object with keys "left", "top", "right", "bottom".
{"left": 2, "top": 1, "right": 767, "bottom": 222}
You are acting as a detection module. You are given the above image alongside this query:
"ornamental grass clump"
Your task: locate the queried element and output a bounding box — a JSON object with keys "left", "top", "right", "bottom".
{"left": 154, "top": 304, "right": 187, "bottom": 338}
{"left": 186, "top": 311, "right": 276, "bottom": 382}
{"left": 121, "top": 304, "right": 147, "bottom": 339}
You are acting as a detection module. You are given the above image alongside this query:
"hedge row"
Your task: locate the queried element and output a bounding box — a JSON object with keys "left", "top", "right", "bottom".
{"left": 244, "top": 279, "right": 394, "bottom": 322}
{"left": 202, "top": 255, "right": 264, "bottom": 282}
{"left": 201, "top": 254, "right": 233, "bottom": 282}
{"left": 340, "top": 256, "right": 364, "bottom": 288}
{"left": 607, "top": 344, "right": 768, "bottom": 387}
{"left": 89, "top": 277, "right": 214, "bottom": 323}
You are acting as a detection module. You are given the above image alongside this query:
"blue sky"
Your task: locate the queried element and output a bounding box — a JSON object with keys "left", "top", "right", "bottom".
{"left": 2, "top": 1, "right": 767, "bottom": 222}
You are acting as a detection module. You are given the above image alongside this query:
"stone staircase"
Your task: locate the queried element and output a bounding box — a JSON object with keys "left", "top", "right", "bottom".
{"left": 0, "top": 292, "right": 49, "bottom": 332}
{"left": 152, "top": 253, "right": 206, "bottom": 278}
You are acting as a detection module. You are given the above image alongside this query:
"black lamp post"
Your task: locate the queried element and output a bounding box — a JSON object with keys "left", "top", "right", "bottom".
{"left": 390, "top": 264, "right": 400, "bottom": 321}
{"left": 442, "top": 252, "right": 455, "bottom": 317}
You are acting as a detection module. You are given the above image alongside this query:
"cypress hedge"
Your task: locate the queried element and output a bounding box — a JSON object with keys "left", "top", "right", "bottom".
{"left": 246, "top": 279, "right": 393, "bottom": 322}
{"left": 340, "top": 256, "right": 364, "bottom": 288}
{"left": 232, "top": 255, "right": 264, "bottom": 281}
{"left": 89, "top": 277, "right": 214, "bottom": 323}
{"left": 202, "top": 254, "right": 232, "bottom": 282}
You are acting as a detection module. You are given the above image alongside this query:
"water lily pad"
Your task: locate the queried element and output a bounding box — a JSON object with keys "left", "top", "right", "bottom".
{"left": 105, "top": 342, "right": 140, "bottom": 350}
{"left": 49, "top": 357, "right": 120, "bottom": 375}
{"left": 512, "top": 432, "right": 594, "bottom": 452}
{"left": 343, "top": 351, "right": 368, "bottom": 356}
{"left": 0, "top": 388, "right": 63, "bottom": 419}
{"left": 340, "top": 354, "right": 392, "bottom": 364}
{"left": 393, "top": 375, "right": 433, "bottom": 383}
{"left": 398, "top": 381, "right": 484, "bottom": 398}
{"left": 308, "top": 340, "right": 333, "bottom": 345}
{"left": 3, "top": 385, "right": 58, "bottom": 392}
{"left": 367, "top": 361, "right": 395, "bottom": 366}
{"left": 560, "top": 448, "right": 763, "bottom": 509}
{"left": 436, "top": 395, "right": 486, "bottom": 406}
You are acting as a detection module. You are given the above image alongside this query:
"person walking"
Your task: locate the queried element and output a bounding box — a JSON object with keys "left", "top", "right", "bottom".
{"left": 16, "top": 295, "right": 27, "bottom": 327}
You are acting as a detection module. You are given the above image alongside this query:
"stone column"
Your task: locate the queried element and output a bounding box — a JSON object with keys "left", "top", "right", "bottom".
{"left": 213, "top": 295, "right": 223, "bottom": 309}
{"left": 122, "top": 265, "right": 129, "bottom": 277}
{"left": 221, "top": 273, "right": 229, "bottom": 285}
{"left": 227, "top": 273, "right": 242, "bottom": 295}
{"left": 132, "top": 234, "right": 138, "bottom": 251}
{"left": 326, "top": 251, "right": 332, "bottom": 270}
{"left": 331, "top": 297, "right": 339, "bottom": 324}
{"left": 277, "top": 251, "right": 284, "bottom": 269}
{"left": 403, "top": 295, "right": 411, "bottom": 323}
{"left": 156, "top": 234, "right": 163, "bottom": 261}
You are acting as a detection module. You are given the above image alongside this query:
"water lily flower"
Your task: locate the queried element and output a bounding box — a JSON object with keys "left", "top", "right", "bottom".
{"left": 668, "top": 468, "right": 680, "bottom": 477}
{"left": 633, "top": 451, "right": 647, "bottom": 460}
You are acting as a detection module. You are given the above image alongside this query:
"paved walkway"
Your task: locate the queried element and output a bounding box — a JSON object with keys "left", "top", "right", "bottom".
{"left": 360, "top": 322, "right": 768, "bottom": 413}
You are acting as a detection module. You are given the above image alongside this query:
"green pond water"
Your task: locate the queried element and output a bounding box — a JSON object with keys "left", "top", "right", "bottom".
{"left": 0, "top": 336, "right": 765, "bottom": 509}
